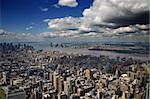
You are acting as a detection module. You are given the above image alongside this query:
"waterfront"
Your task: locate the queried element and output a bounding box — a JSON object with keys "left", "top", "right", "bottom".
{"left": 0, "top": 43, "right": 149, "bottom": 99}
{"left": 1, "top": 0, "right": 149, "bottom": 98}
{"left": 0, "top": 40, "right": 149, "bottom": 61}
{"left": 34, "top": 46, "right": 149, "bottom": 61}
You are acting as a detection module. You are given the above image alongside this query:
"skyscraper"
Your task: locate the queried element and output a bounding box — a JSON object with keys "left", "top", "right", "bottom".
{"left": 85, "top": 69, "right": 91, "bottom": 80}
{"left": 53, "top": 72, "right": 63, "bottom": 94}
{"left": 1, "top": 85, "right": 26, "bottom": 99}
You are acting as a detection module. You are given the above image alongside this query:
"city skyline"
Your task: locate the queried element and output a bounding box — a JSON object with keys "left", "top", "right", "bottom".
{"left": 0, "top": 42, "right": 149, "bottom": 99}
{"left": 0, "top": 1, "right": 149, "bottom": 98}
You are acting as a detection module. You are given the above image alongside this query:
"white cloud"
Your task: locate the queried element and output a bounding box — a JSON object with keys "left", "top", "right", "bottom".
{"left": 58, "top": 0, "right": 78, "bottom": 7}
{"left": 135, "top": 24, "right": 149, "bottom": 30}
{"left": 45, "top": 0, "right": 149, "bottom": 38}
{"left": 43, "top": 19, "right": 51, "bottom": 23}
{"left": 40, "top": 7, "right": 49, "bottom": 12}
{"left": 83, "top": 0, "right": 149, "bottom": 23}
{"left": 82, "top": 32, "right": 98, "bottom": 37}
{"left": 79, "top": 24, "right": 92, "bottom": 31}
{"left": 39, "top": 30, "right": 80, "bottom": 38}
{"left": 46, "top": 16, "right": 149, "bottom": 38}
{"left": 113, "top": 24, "right": 150, "bottom": 34}
{"left": 39, "top": 32, "right": 57, "bottom": 38}
{"left": 0, "top": 29, "right": 4, "bottom": 34}
{"left": 53, "top": 4, "right": 60, "bottom": 8}
{"left": 26, "top": 26, "right": 33, "bottom": 31}
{"left": 0, "top": 29, "right": 43, "bottom": 41}
{"left": 48, "top": 16, "right": 80, "bottom": 30}
{"left": 113, "top": 26, "right": 138, "bottom": 33}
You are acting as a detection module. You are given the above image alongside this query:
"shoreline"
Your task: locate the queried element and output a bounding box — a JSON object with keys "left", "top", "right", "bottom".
{"left": 35, "top": 46, "right": 149, "bottom": 61}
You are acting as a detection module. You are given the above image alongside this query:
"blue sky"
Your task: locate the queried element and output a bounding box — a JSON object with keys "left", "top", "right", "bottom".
{"left": 1, "top": 0, "right": 93, "bottom": 34}
{"left": 0, "top": 0, "right": 149, "bottom": 41}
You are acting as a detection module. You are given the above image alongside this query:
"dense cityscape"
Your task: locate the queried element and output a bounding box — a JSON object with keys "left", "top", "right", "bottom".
{"left": 0, "top": 43, "right": 149, "bottom": 99}
{"left": 1, "top": 0, "right": 150, "bottom": 99}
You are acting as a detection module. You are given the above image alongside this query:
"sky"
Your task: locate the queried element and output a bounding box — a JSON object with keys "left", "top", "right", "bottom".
{"left": 1, "top": 0, "right": 92, "bottom": 34}
{"left": 0, "top": 0, "right": 149, "bottom": 42}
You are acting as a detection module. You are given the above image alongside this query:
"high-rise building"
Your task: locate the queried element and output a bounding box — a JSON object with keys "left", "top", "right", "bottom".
{"left": 0, "top": 85, "right": 26, "bottom": 99}
{"left": 53, "top": 72, "right": 63, "bottom": 93}
{"left": 98, "top": 81, "right": 105, "bottom": 91}
{"left": 112, "top": 95, "right": 116, "bottom": 99}
{"left": 120, "top": 82, "right": 128, "bottom": 92}
{"left": 57, "top": 76, "right": 63, "bottom": 94}
{"left": 0, "top": 72, "right": 2, "bottom": 80}
{"left": 115, "top": 69, "right": 119, "bottom": 77}
{"left": 121, "top": 92, "right": 126, "bottom": 99}
{"left": 66, "top": 77, "right": 75, "bottom": 94}
{"left": 36, "top": 89, "right": 42, "bottom": 99}
{"left": 44, "top": 72, "right": 48, "bottom": 80}
{"left": 0, "top": 87, "right": 6, "bottom": 99}
{"left": 58, "top": 92, "right": 68, "bottom": 99}
{"left": 48, "top": 72, "right": 53, "bottom": 83}
{"left": 64, "top": 81, "right": 69, "bottom": 95}
{"left": 53, "top": 72, "right": 58, "bottom": 90}
{"left": 31, "top": 89, "right": 36, "bottom": 99}
{"left": 85, "top": 69, "right": 91, "bottom": 80}
{"left": 2, "top": 72, "right": 7, "bottom": 84}
{"left": 32, "top": 76, "right": 36, "bottom": 84}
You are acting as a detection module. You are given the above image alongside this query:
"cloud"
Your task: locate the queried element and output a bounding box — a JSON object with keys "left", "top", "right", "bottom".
{"left": 53, "top": 4, "right": 60, "bottom": 8}
{"left": 39, "top": 32, "right": 57, "bottom": 38}
{"left": 113, "top": 26, "right": 138, "bottom": 33}
{"left": 40, "top": 7, "right": 49, "bottom": 12}
{"left": 39, "top": 30, "right": 80, "bottom": 38}
{"left": 83, "top": 0, "right": 149, "bottom": 25}
{"left": 58, "top": 0, "right": 78, "bottom": 7}
{"left": 46, "top": 16, "right": 149, "bottom": 37}
{"left": 82, "top": 32, "right": 98, "bottom": 37}
{"left": 135, "top": 24, "right": 149, "bottom": 30}
{"left": 110, "top": 24, "right": 149, "bottom": 37}
{"left": 82, "top": 0, "right": 149, "bottom": 29}
{"left": 0, "top": 29, "right": 4, "bottom": 34}
{"left": 47, "top": 16, "right": 81, "bottom": 30}
{"left": 0, "top": 29, "right": 43, "bottom": 41}
{"left": 25, "top": 22, "right": 37, "bottom": 31}
{"left": 26, "top": 26, "right": 33, "bottom": 31}
{"left": 45, "top": 0, "right": 149, "bottom": 38}
{"left": 46, "top": 16, "right": 149, "bottom": 38}
{"left": 106, "top": 11, "right": 149, "bottom": 26}
{"left": 43, "top": 19, "right": 51, "bottom": 23}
